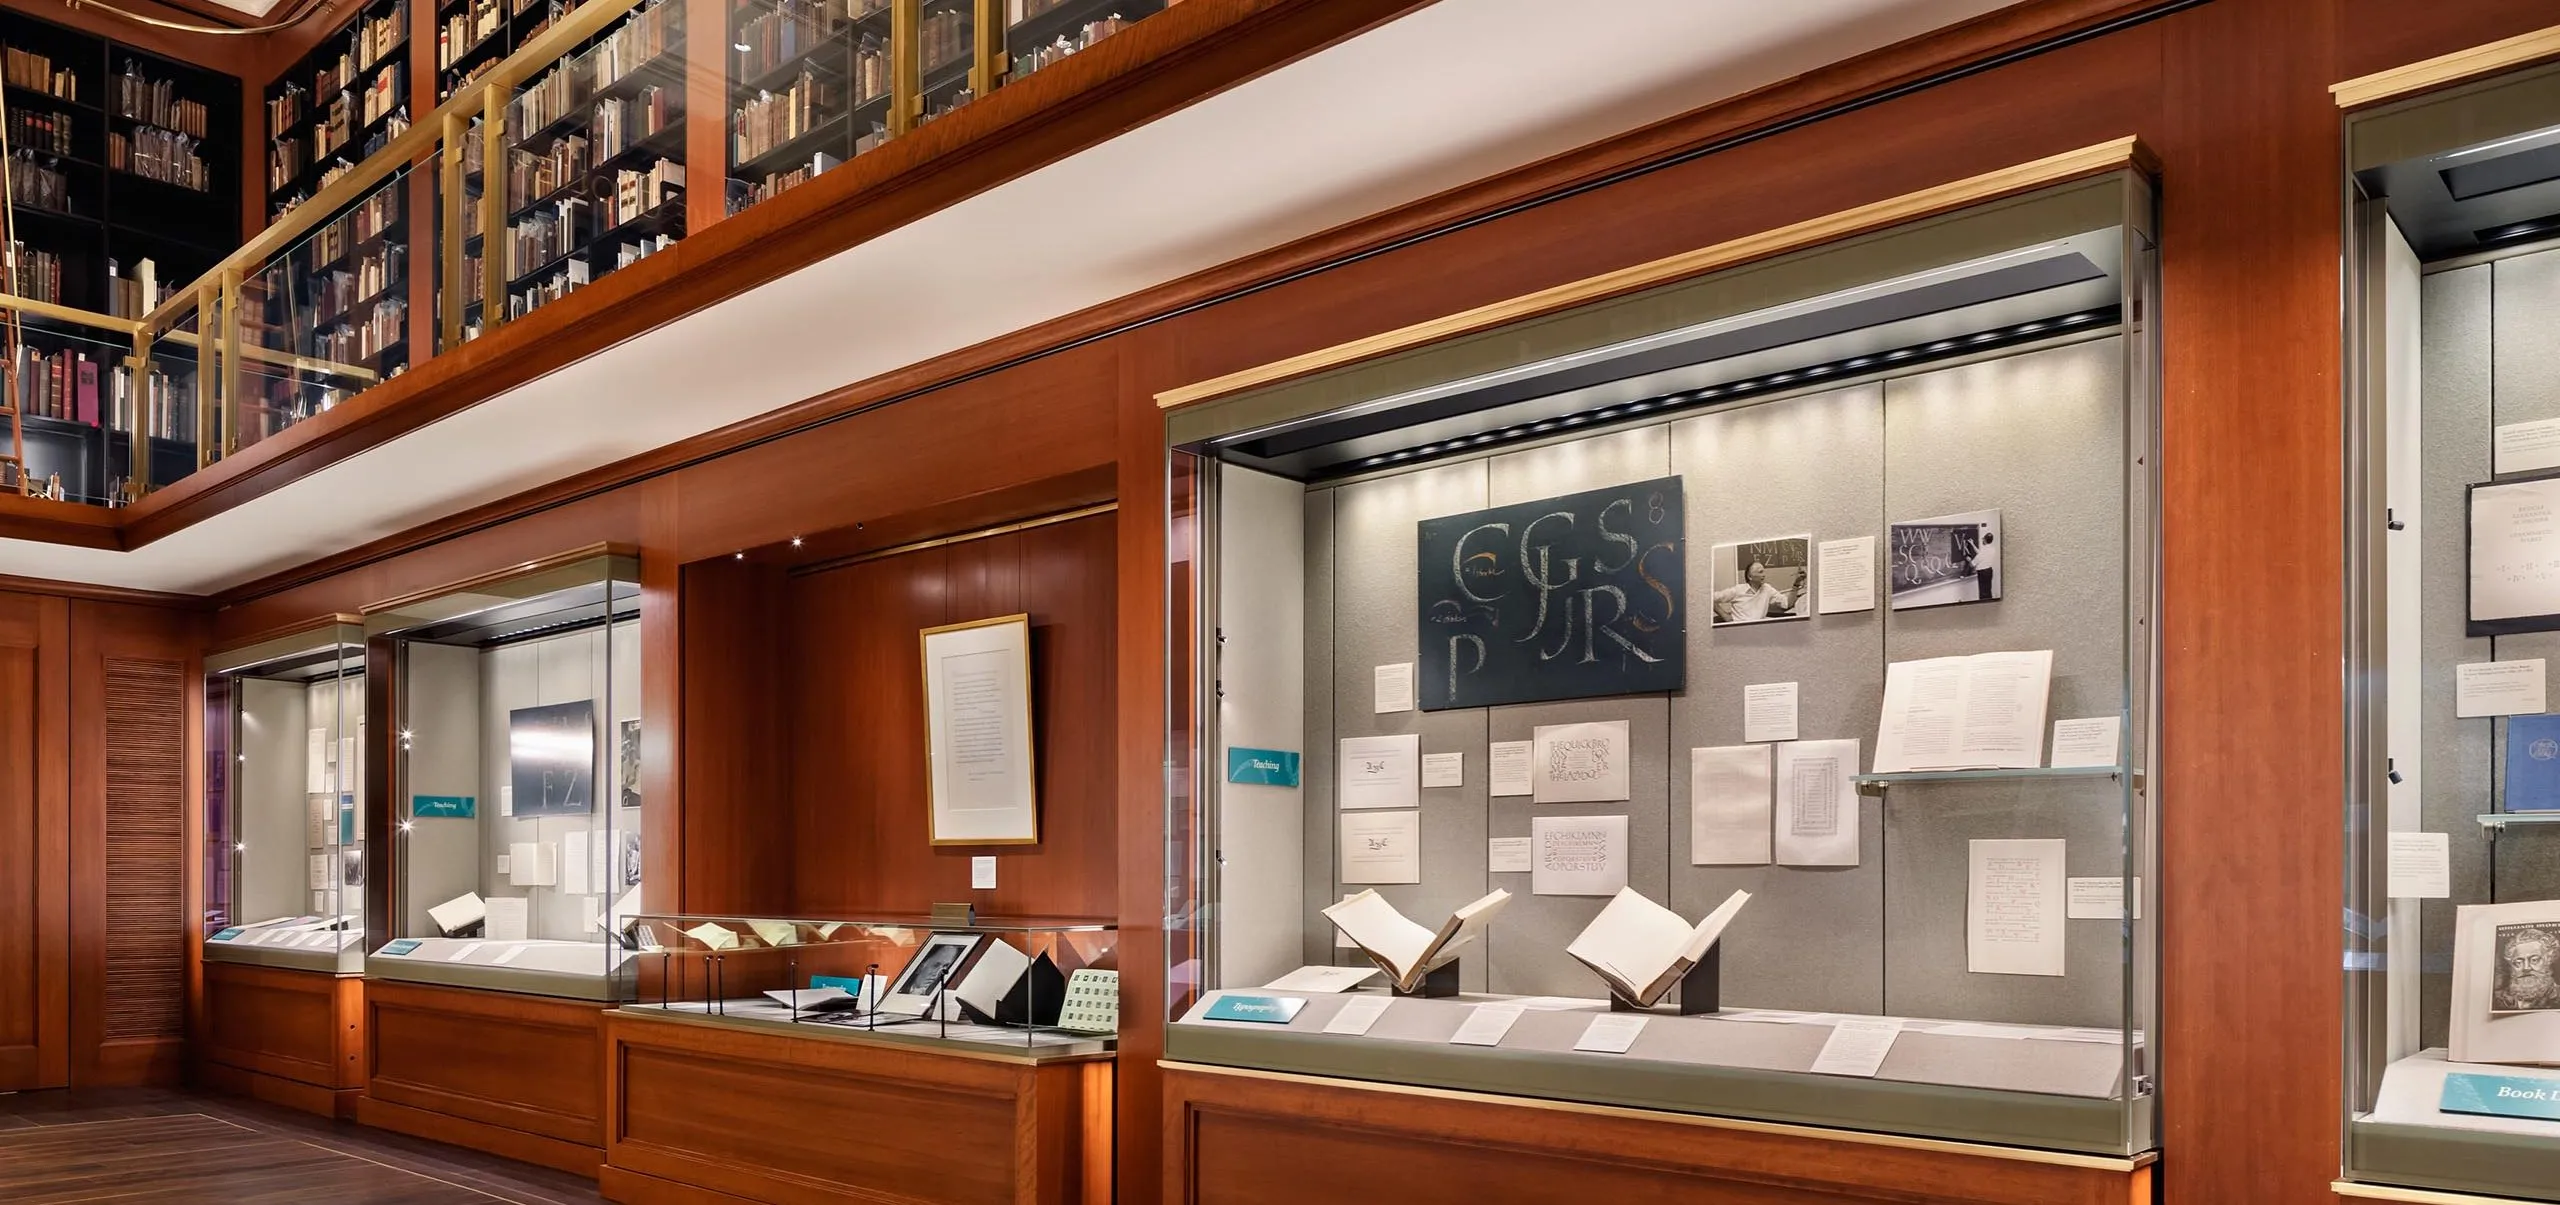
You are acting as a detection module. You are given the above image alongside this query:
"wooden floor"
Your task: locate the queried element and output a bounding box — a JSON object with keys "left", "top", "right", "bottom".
{"left": 0, "top": 1087, "right": 605, "bottom": 1204}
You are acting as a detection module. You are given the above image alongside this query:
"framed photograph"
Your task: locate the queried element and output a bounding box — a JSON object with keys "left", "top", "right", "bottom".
{"left": 921, "top": 614, "right": 1039, "bottom": 845}
{"left": 880, "top": 931, "right": 987, "bottom": 1016}
{"left": 617, "top": 719, "right": 643, "bottom": 808}
{"left": 1889, "top": 509, "right": 2003, "bottom": 610}
{"left": 508, "top": 700, "right": 596, "bottom": 816}
{"left": 1708, "top": 536, "right": 1811, "bottom": 626}
{"left": 2469, "top": 473, "right": 2560, "bottom": 636}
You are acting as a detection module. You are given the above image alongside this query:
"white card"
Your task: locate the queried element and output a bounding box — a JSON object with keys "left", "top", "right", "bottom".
{"left": 2387, "top": 831, "right": 2451, "bottom": 899}
{"left": 562, "top": 831, "right": 592, "bottom": 896}
{"left": 1532, "top": 721, "right": 1630, "bottom": 804}
{"left": 2065, "top": 877, "right": 2142, "bottom": 920}
{"left": 307, "top": 853, "right": 329, "bottom": 890}
{"left": 1373, "top": 663, "right": 1415, "bottom": 714}
{"left": 492, "top": 944, "right": 530, "bottom": 966}
{"left": 499, "top": 784, "right": 513, "bottom": 817}
{"left": 1264, "top": 965, "right": 1380, "bottom": 993}
{"left": 1338, "top": 734, "right": 1421, "bottom": 810}
{"left": 2498, "top": 417, "right": 2560, "bottom": 475}
{"left": 1421, "top": 752, "right": 1464, "bottom": 789}
{"left": 2048, "top": 717, "right": 2123, "bottom": 768}
{"left": 972, "top": 856, "right": 997, "bottom": 889}
{"left": 495, "top": 854, "right": 511, "bottom": 876}
{"left": 1809, "top": 1017, "right": 1903, "bottom": 1077}
{"left": 1488, "top": 741, "right": 1533, "bottom": 797}
{"left": 1773, "top": 739, "right": 1860, "bottom": 867}
{"left": 1690, "top": 744, "right": 1773, "bottom": 866}
{"left": 1488, "top": 836, "right": 1533, "bottom": 874}
{"left": 1325, "top": 995, "right": 1392, "bottom": 1036}
{"left": 2456, "top": 660, "right": 2547, "bottom": 718}
{"left": 1816, "top": 537, "right": 1876, "bottom": 614}
{"left": 508, "top": 842, "right": 557, "bottom": 887}
{"left": 447, "top": 941, "right": 483, "bottom": 963}
{"left": 1448, "top": 1002, "right": 1525, "bottom": 1046}
{"left": 1968, "top": 839, "right": 2066, "bottom": 977}
{"left": 1573, "top": 1013, "right": 1648, "bottom": 1054}
{"left": 1532, "top": 814, "right": 1627, "bottom": 896}
{"left": 484, "top": 896, "right": 529, "bottom": 941}
{"left": 1742, "top": 682, "right": 1799, "bottom": 744}
{"left": 339, "top": 737, "right": 357, "bottom": 789}
{"left": 1340, "top": 811, "right": 1421, "bottom": 884}
{"left": 307, "top": 728, "right": 329, "bottom": 793}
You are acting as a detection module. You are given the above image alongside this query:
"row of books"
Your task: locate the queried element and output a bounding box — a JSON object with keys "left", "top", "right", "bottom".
{"left": 300, "top": 185, "right": 404, "bottom": 269}
{"left": 506, "top": 200, "right": 586, "bottom": 277}
{"left": 1012, "top": 16, "right": 1128, "bottom": 80}
{"left": 112, "top": 63, "right": 207, "bottom": 139}
{"left": 593, "top": 87, "right": 676, "bottom": 159}
{"left": 355, "top": 0, "right": 407, "bottom": 74}
{"left": 438, "top": 0, "right": 504, "bottom": 72}
{"left": 731, "top": 0, "right": 888, "bottom": 84}
{"left": 109, "top": 126, "right": 208, "bottom": 192}
{"left": 104, "top": 257, "right": 163, "bottom": 319}
{"left": 729, "top": 150, "right": 835, "bottom": 212}
{"left": 510, "top": 60, "right": 588, "bottom": 141}
{"left": 5, "top": 108, "right": 70, "bottom": 156}
{"left": 312, "top": 296, "right": 403, "bottom": 364}
{"left": 267, "top": 82, "right": 305, "bottom": 131}
{"left": 591, "top": 0, "right": 681, "bottom": 91}
{"left": 359, "top": 62, "right": 403, "bottom": 128}
{"left": 13, "top": 345, "right": 104, "bottom": 424}
{"left": 918, "top": 5, "right": 969, "bottom": 73}
{"left": 506, "top": 256, "right": 584, "bottom": 319}
{"left": 9, "top": 345, "right": 198, "bottom": 442}
{"left": 5, "top": 46, "right": 76, "bottom": 103}
{"left": 309, "top": 244, "right": 403, "bottom": 328}
{"left": 508, "top": 133, "right": 587, "bottom": 212}
{"left": 6, "top": 242, "right": 62, "bottom": 304}
{"left": 732, "top": 71, "right": 831, "bottom": 164}
{"left": 603, "top": 159, "right": 683, "bottom": 228}
{"left": 306, "top": 93, "right": 356, "bottom": 163}
{"left": 8, "top": 152, "right": 69, "bottom": 214}
{"left": 610, "top": 230, "right": 673, "bottom": 271}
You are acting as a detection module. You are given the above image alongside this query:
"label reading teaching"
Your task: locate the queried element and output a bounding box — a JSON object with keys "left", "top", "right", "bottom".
{"left": 410, "top": 794, "right": 476, "bottom": 819}
{"left": 1202, "top": 994, "right": 1306, "bottom": 1025}
{"left": 1225, "top": 747, "right": 1303, "bottom": 788}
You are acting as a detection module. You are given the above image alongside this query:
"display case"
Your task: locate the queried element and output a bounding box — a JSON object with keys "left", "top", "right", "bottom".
{"left": 2343, "top": 52, "right": 2560, "bottom": 1201}
{"left": 1161, "top": 159, "right": 2160, "bottom": 1160}
{"left": 364, "top": 547, "right": 641, "bottom": 1002}
{"left": 204, "top": 618, "right": 369, "bottom": 973}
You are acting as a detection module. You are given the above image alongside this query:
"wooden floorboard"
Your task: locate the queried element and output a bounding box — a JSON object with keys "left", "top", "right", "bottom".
{"left": 0, "top": 1088, "right": 603, "bottom": 1204}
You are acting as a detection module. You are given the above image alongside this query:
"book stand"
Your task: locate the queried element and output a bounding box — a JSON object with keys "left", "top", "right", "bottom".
{"left": 1608, "top": 946, "right": 1721, "bottom": 1017}
{"left": 1391, "top": 961, "right": 1461, "bottom": 999}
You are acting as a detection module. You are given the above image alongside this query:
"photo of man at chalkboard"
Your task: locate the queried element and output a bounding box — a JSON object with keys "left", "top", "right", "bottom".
{"left": 1710, "top": 536, "right": 1811, "bottom": 626}
{"left": 1888, "top": 509, "right": 2003, "bottom": 610}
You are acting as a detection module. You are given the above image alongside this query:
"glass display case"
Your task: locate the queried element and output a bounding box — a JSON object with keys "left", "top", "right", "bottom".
{"left": 204, "top": 618, "right": 368, "bottom": 973}
{"left": 1162, "top": 165, "right": 2160, "bottom": 1155}
{"left": 2344, "top": 55, "right": 2560, "bottom": 1200}
{"left": 364, "top": 547, "right": 642, "bottom": 1001}
{"left": 625, "top": 913, "right": 1119, "bottom": 1058}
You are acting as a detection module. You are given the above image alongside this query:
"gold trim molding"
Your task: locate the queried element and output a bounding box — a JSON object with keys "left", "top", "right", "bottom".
{"left": 2332, "top": 1180, "right": 2551, "bottom": 1205}
{"left": 1154, "top": 137, "right": 2152, "bottom": 413}
{"left": 1161, "top": 1060, "right": 2157, "bottom": 1173}
{"left": 2332, "top": 23, "right": 2560, "bottom": 110}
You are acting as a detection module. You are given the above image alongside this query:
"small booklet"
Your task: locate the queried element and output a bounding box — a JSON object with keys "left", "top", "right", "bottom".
{"left": 2507, "top": 713, "right": 2560, "bottom": 812}
{"left": 1872, "top": 650, "right": 2054, "bottom": 772}
{"left": 1564, "top": 887, "right": 1750, "bottom": 1007}
{"left": 1323, "top": 888, "right": 1511, "bottom": 994}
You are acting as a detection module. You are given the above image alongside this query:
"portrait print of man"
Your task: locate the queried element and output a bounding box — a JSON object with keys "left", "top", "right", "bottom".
{"left": 2494, "top": 923, "right": 2560, "bottom": 1013}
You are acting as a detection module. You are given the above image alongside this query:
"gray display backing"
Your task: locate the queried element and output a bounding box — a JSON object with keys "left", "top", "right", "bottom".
{"left": 205, "top": 938, "right": 363, "bottom": 975}
{"left": 621, "top": 1000, "right": 1114, "bottom": 1063}
{"left": 235, "top": 677, "right": 311, "bottom": 926}
{"left": 1290, "top": 337, "right": 2139, "bottom": 1028}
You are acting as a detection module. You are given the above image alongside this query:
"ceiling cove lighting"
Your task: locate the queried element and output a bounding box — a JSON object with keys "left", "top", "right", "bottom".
{"left": 1334, "top": 306, "right": 2117, "bottom": 478}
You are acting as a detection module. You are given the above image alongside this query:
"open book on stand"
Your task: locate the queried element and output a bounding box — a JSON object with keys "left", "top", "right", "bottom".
{"left": 1323, "top": 888, "right": 1511, "bottom": 994}
{"left": 1566, "top": 888, "right": 1750, "bottom": 1008}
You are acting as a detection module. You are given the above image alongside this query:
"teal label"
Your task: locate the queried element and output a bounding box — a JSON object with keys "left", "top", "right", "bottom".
{"left": 211, "top": 927, "right": 243, "bottom": 942}
{"left": 1226, "top": 747, "right": 1302, "bottom": 788}
{"left": 380, "top": 939, "right": 422, "bottom": 956}
{"left": 1203, "top": 994, "right": 1304, "bottom": 1024}
{"left": 340, "top": 796, "right": 356, "bottom": 842}
{"left": 810, "top": 974, "right": 865, "bottom": 996}
{"left": 411, "top": 794, "right": 475, "bottom": 819}
{"left": 2443, "top": 1073, "right": 2560, "bottom": 1120}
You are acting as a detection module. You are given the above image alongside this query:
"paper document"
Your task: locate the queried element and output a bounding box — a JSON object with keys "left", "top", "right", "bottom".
{"left": 1810, "top": 1018, "right": 1904, "bottom": 1077}
{"left": 2498, "top": 418, "right": 2560, "bottom": 475}
{"left": 1773, "top": 739, "right": 1859, "bottom": 867}
{"left": 2065, "top": 877, "right": 2139, "bottom": 920}
{"left": 562, "top": 831, "right": 591, "bottom": 895}
{"left": 763, "top": 986, "right": 856, "bottom": 1012}
{"left": 307, "top": 728, "right": 329, "bottom": 793}
{"left": 2048, "top": 717, "right": 2123, "bottom": 768}
{"left": 1968, "top": 839, "right": 2066, "bottom": 976}
{"left": 1264, "top": 965, "right": 1382, "bottom": 993}
{"left": 1532, "top": 814, "right": 1628, "bottom": 896}
{"left": 1873, "top": 651, "right": 2054, "bottom": 771}
{"left": 1338, "top": 734, "right": 1421, "bottom": 810}
{"left": 484, "top": 896, "right": 529, "bottom": 941}
{"left": 509, "top": 842, "right": 558, "bottom": 887}
{"left": 1448, "top": 1003, "right": 1525, "bottom": 1047}
{"left": 684, "top": 922, "right": 739, "bottom": 951}
{"left": 972, "top": 856, "right": 997, "bottom": 889}
{"left": 748, "top": 920, "right": 798, "bottom": 947}
{"left": 1488, "top": 741, "right": 1533, "bottom": 797}
{"left": 1488, "top": 837, "right": 1533, "bottom": 874}
{"left": 1742, "top": 683, "right": 1799, "bottom": 744}
{"left": 2471, "top": 477, "right": 2560, "bottom": 626}
{"left": 1532, "top": 721, "right": 1631, "bottom": 803}
{"left": 1816, "top": 537, "right": 1876, "bottom": 614}
{"left": 2387, "top": 831, "right": 2451, "bottom": 899}
{"left": 1373, "top": 663, "right": 1414, "bottom": 714}
{"left": 308, "top": 853, "right": 329, "bottom": 890}
{"left": 1323, "top": 995, "right": 1392, "bottom": 1036}
{"left": 1690, "top": 744, "right": 1772, "bottom": 865}
{"left": 1339, "top": 811, "right": 1421, "bottom": 884}
{"left": 1422, "top": 752, "right": 1463, "bottom": 789}
{"left": 1573, "top": 1014, "right": 1648, "bottom": 1054}
{"left": 2455, "top": 660, "right": 2547, "bottom": 718}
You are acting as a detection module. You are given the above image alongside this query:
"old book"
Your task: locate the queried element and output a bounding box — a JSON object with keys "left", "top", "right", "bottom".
{"left": 1565, "top": 887, "right": 1750, "bottom": 1006}
{"left": 1322, "top": 888, "right": 1510, "bottom": 993}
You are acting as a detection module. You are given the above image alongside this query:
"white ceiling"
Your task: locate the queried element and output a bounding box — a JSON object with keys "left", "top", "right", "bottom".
{"left": 0, "top": 0, "right": 2016, "bottom": 595}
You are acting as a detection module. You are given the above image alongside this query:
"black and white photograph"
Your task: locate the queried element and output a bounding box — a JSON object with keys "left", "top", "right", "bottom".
{"left": 1889, "top": 509, "right": 2003, "bottom": 610}
{"left": 1708, "top": 536, "right": 1811, "bottom": 626}
{"left": 619, "top": 830, "right": 644, "bottom": 891}
{"left": 618, "top": 718, "right": 642, "bottom": 808}
{"left": 882, "top": 931, "right": 986, "bottom": 1014}
{"left": 338, "top": 845, "right": 365, "bottom": 889}
{"left": 2495, "top": 923, "right": 2560, "bottom": 1013}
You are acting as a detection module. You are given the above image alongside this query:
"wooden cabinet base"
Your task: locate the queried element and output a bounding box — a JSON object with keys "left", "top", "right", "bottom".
{"left": 602, "top": 1008, "right": 1114, "bottom": 1204}
{"left": 194, "top": 962, "right": 363, "bottom": 1119}
{"left": 357, "top": 978, "right": 610, "bottom": 1177}
{"left": 1163, "top": 1062, "right": 2153, "bottom": 1205}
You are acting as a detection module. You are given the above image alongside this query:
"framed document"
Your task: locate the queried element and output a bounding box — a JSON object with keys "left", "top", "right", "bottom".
{"left": 880, "top": 931, "right": 987, "bottom": 1016}
{"left": 921, "top": 614, "right": 1039, "bottom": 844}
{"left": 2470, "top": 473, "right": 2560, "bottom": 636}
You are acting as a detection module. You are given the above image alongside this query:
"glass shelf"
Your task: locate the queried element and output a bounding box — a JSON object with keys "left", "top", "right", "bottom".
{"left": 1853, "top": 765, "right": 2133, "bottom": 794}
{"left": 2473, "top": 812, "right": 2560, "bottom": 830}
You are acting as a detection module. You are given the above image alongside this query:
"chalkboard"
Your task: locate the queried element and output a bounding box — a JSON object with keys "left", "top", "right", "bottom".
{"left": 1416, "top": 476, "right": 1685, "bottom": 710}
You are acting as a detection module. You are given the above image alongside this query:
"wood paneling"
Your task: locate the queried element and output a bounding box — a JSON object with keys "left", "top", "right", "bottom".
{"left": 678, "top": 556, "right": 793, "bottom": 916}
{"left": 2337, "top": 0, "right": 2560, "bottom": 80}
{"left": 1163, "top": 1064, "right": 2149, "bottom": 1205}
{"left": 602, "top": 1008, "right": 1110, "bottom": 1204}
{"left": 196, "top": 962, "right": 362, "bottom": 1117}
{"left": 358, "top": 979, "right": 609, "bottom": 1176}
{"left": 0, "top": 592, "right": 69, "bottom": 1092}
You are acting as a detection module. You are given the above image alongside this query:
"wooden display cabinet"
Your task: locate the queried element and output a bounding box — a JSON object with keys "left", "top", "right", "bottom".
{"left": 195, "top": 962, "right": 364, "bottom": 1118}
{"left": 358, "top": 977, "right": 612, "bottom": 1174}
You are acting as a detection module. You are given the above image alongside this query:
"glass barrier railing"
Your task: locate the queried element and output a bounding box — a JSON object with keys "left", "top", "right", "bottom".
{"left": 0, "top": 0, "right": 1168, "bottom": 509}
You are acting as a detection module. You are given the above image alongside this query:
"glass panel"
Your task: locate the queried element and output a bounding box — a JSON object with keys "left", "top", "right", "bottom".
{"left": 371, "top": 553, "right": 641, "bottom": 1001}
{"left": 1003, "top": 0, "right": 1162, "bottom": 82}
{"left": 202, "top": 624, "right": 368, "bottom": 971}
{"left": 725, "top": 0, "right": 894, "bottom": 211}
{"left": 0, "top": 317, "right": 168, "bottom": 505}
{"left": 237, "top": 167, "right": 417, "bottom": 455}
{"left": 1164, "top": 180, "right": 2157, "bottom": 1155}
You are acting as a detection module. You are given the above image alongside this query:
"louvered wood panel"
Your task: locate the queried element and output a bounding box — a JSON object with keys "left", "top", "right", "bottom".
{"left": 101, "top": 657, "right": 183, "bottom": 1042}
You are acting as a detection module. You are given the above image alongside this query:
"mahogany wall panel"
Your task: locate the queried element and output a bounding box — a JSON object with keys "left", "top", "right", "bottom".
{"left": 196, "top": 962, "right": 362, "bottom": 1117}
{"left": 358, "top": 978, "right": 608, "bottom": 1175}
{"left": 2336, "top": 0, "right": 2559, "bottom": 80}
{"left": 679, "top": 556, "right": 793, "bottom": 916}
{"left": 0, "top": 592, "right": 68, "bottom": 1092}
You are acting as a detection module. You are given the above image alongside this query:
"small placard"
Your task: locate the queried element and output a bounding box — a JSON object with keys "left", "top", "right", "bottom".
{"left": 1225, "top": 747, "right": 1303, "bottom": 788}
{"left": 2443, "top": 1072, "right": 2560, "bottom": 1120}
{"left": 379, "top": 939, "right": 422, "bottom": 957}
{"left": 971, "top": 856, "right": 997, "bottom": 890}
{"left": 412, "top": 794, "right": 475, "bottom": 819}
{"left": 811, "top": 974, "right": 866, "bottom": 995}
{"left": 1422, "top": 752, "right": 1464, "bottom": 789}
{"left": 1203, "top": 994, "right": 1304, "bottom": 1025}
{"left": 210, "top": 927, "right": 243, "bottom": 942}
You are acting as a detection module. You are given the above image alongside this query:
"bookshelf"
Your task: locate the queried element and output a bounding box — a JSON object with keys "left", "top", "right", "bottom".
{"left": 0, "top": 7, "right": 235, "bottom": 501}
{"left": 266, "top": 0, "right": 411, "bottom": 224}
{"left": 724, "top": 0, "right": 895, "bottom": 210}
{"left": 1003, "top": 0, "right": 1161, "bottom": 81}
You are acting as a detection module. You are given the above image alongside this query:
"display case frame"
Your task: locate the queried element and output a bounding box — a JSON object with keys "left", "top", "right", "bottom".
{"left": 1160, "top": 143, "right": 2162, "bottom": 1161}
{"left": 203, "top": 616, "right": 370, "bottom": 975}
{"left": 361, "top": 544, "right": 642, "bottom": 1003}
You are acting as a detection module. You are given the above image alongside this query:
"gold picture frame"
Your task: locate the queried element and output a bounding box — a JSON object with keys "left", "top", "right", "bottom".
{"left": 920, "top": 613, "right": 1040, "bottom": 845}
